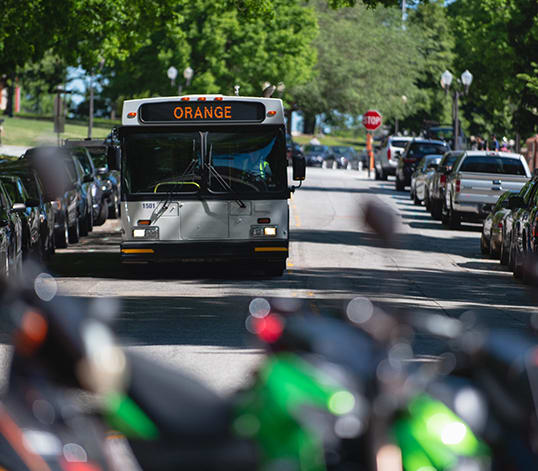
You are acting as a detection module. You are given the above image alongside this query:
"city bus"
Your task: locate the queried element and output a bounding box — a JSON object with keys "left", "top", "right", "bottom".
{"left": 111, "top": 95, "right": 305, "bottom": 276}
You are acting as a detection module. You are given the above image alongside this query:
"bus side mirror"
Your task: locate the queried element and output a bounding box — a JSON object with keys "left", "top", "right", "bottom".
{"left": 292, "top": 155, "right": 306, "bottom": 181}
{"left": 107, "top": 146, "right": 121, "bottom": 171}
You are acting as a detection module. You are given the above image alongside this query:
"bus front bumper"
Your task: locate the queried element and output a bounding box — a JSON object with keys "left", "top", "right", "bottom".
{"left": 120, "top": 240, "right": 289, "bottom": 264}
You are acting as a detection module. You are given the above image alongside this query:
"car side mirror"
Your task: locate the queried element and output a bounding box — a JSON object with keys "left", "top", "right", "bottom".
{"left": 509, "top": 195, "right": 525, "bottom": 210}
{"left": 11, "top": 203, "right": 26, "bottom": 213}
{"left": 25, "top": 198, "right": 40, "bottom": 207}
{"left": 107, "top": 146, "right": 121, "bottom": 171}
{"left": 292, "top": 154, "right": 306, "bottom": 181}
{"left": 97, "top": 167, "right": 108, "bottom": 175}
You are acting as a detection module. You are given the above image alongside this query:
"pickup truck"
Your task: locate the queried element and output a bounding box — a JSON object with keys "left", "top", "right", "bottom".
{"left": 444, "top": 151, "right": 531, "bottom": 229}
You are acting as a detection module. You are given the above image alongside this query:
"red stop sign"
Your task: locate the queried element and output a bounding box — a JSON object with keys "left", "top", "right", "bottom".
{"left": 362, "top": 110, "right": 382, "bottom": 131}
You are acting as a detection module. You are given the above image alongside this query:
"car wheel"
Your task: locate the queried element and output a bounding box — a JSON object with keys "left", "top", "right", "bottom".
{"left": 79, "top": 210, "right": 90, "bottom": 237}
{"left": 513, "top": 246, "right": 523, "bottom": 279}
{"left": 480, "top": 233, "right": 490, "bottom": 255}
{"left": 55, "top": 214, "right": 69, "bottom": 249}
{"left": 68, "top": 215, "right": 80, "bottom": 244}
{"left": 413, "top": 190, "right": 421, "bottom": 206}
{"left": 448, "top": 207, "right": 461, "bottom": 229}
{"left": 500, "top": 237, "right": 509, "bottom": 265}
{"left": 431, "top": 199, "right": 440, "bottom": 220}
{"left": 424, "top": 191, "right": 431, "bottom": 211}
{"left": 375, "top": 167, "right": 381, "bottom": 180}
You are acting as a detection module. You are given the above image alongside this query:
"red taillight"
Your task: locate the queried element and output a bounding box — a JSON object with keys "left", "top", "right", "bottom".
{"left": 455, "top": 179, "right": 461, "bottom": 193}
{"left": 387, "top": 148, "right": 391, "bottom": 161}
{"left": 253, "top": 314, "right": 283, "bottom": 343}
{"left": 498, "top": 222, "right": 503, "bottom": 229}
{"left": 440, "top": 175, "right": 447, "bottom": 185}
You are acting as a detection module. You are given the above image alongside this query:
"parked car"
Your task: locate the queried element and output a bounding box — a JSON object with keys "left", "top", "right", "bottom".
{"left": 499, "top": 179, "right": 537, "bottom": 266}
{"left": 480, "top": 190, "right": 516, "bottom": 256}
{"left": 428, "top": 151, "right": 462, "bottom": 220}
{"left": 0, "top": 175, "right": 42, "bottom": 260}
{"left": 329, "top": 146, "right": 361, "bottom": 170}
{"left": 304, "top": 145, "right": 332, "bottom": 167}
{"left": 0, "top": 181, "right": 24, "bottom": 276}
{"left": 286, "top": 135, "right": 305, "bottom": 167}
{"left": 395, "top": 139, "right": 450, "bottom": 191}
{"left": 66, "top": 139, "right": 121, "bottom": 219}
{"left": 1, "top": 161, "right": 58, "bottom": 259}
{"left": 410, "top": 154, "right": 443, "bottom": 206}
{"left": 444, "top": 151, "right": 531, "bottom": 229}
{"left": 505, "top": 175, "right": 538, "bottom": 279}
{"left": 67, "top": 145, "right": 111, "bottom": 226}
{"left": 22, "top": 147, "right": 82, "bottom": 248}
{"left": 374, "top": 136, "right": 413, "bottom": 180}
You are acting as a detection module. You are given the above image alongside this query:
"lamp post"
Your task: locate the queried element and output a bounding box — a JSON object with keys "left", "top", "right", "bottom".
{"left": 440, "top": 69, "right": 473, "bottom": 150}
{"left": 167, "top": 66, "right": 193, "bottom": 95}
{"left": 395, "top": 95, "right": 408, "bottom": 135}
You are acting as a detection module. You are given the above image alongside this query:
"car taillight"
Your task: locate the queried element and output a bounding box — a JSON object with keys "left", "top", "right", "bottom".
{"left": 498, "top": 222, "right": 503, "bottom": 229}
{"left": 440, "top": 175, "right": 447, "bottom": 185}
{"left": 403, "top": 158, "right": 414, "bottom": 164}
{"left": 455, "top": 179, "right": 461, "bottom": 193}
{"left": 387, "top": 148, "right": 391, "bottom": 161}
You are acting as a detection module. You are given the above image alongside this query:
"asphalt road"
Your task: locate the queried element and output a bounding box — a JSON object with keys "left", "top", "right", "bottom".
{"left": 1, "top": 167, "right": 537, "bottom": 394}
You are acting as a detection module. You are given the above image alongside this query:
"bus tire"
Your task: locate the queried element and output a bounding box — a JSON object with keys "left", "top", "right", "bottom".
{"left": 265, "top": 260, "right": 285, "bottom": 277}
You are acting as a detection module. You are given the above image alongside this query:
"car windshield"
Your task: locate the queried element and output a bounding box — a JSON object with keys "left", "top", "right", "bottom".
{"left": 72, "top": 149, "right": 93, "bottom": 176}
{"left": 407, "top": 143, "right": 448, "bottom": 159}
{"left": 0, "top": 178, "right": 23, "bottom": 204}
{"left": 86, "top": 147, "right": 108, "bottom": 169}
{"left": 391, "top": 140, "right": 410, "bottom": 148}
{"left": 459, "top": 156, "right": 527, "bottom": 175}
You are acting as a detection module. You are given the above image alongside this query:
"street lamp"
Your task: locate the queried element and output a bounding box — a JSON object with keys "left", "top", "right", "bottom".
{"left": 167, "top": 66, "right": 178, "bottom": 86}
{"left": 183, "top": 66, "right": 194, "bottom": 87}
{"left": 168, "top": 66, "right": 193, "bottom": 94}
{"left": 440, "top": 69, "right": 473, "bottom": 150}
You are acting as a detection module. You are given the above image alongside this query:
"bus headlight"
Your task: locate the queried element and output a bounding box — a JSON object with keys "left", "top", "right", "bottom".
{"left": 250, "top": 225, "right": 277, "bottom": 237}
{"left": 132, "top": 227, "right": 159, "bottom": 240}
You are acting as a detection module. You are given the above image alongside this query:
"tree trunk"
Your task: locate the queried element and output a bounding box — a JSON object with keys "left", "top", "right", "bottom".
{"left": 5, "top": 73, "right": 15, "bottom": 117}
{"left": 303, "top": 113, "right": 316, "bottom": 135}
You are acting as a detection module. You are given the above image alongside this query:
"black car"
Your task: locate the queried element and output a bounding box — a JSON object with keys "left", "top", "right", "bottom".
{"left": 304, "top": 144, "right": 332, "bottom": 167}
{"left": 65, "top": 139, "right": 120, "bottom": 219}
{"left": 22, "top": 147, "right": 81, "bottom": 248}
{"left": 1, "top": 161, "right": 58, "bottom": 259}
{"left": 329, "top": 146, "right": 362, "bottom": 170}
{"left": 0, "top": 181, "right": 24, "bottom": 276}
{"left": 69, "top": 146, "right": 110, "bottom": 226}
{"left": 395, "top": 139, "right": 450, "bottom": 191}
{"left": 0, "top": 175, "right": 42, "bottom": 260}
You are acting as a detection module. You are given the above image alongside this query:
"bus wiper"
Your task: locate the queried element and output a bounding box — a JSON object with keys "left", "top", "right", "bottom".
{"left": 205, "top": 144, "right": 246, "bottom": 209}
{"left": 151, "top": 138, "right": 200, "bottom": 222}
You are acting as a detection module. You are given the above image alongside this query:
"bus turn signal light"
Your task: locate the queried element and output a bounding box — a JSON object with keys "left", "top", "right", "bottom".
{"left": 214, "top": 97, "right": 223, "bottom": 101}
{"left": 267, "top": 111, "right": 277, "bottom": 117}
{"left": 198, "top": 97, "right": 207, "bottom": 101}
{"left": 257, "top": 218, "right": 271, "bottom": 224}
{"left": 181, "top": 97, "right": 190, "bottom": 101}
{"left": 138, "top": 220, "right": 151, "bottom": 225}
{"left": 127, "top": 112, "right": 137, "bottom": 119}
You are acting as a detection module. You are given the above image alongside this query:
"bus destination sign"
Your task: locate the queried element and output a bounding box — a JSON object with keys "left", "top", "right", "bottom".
{"left": 139, "top": 101, "right": 266, "bottom": 123}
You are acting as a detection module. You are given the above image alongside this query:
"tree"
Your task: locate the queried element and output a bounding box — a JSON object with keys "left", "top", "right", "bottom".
{"left": 448, "top": 0, "right": 538, "bottom": 138}
{"left": 288, "top": 1, "right": 423, "bottom": 134}
{"left": 99, "top": 0, "right": 317, "bottom": 114}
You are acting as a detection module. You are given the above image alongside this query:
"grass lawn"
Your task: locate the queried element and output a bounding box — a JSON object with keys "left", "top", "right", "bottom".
{"left": 0, "top": 116, "right": 112, "bottom": 147}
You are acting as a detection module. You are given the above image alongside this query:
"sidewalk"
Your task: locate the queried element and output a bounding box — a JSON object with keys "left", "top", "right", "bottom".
{"left": 0, "top": 145, "right": 29, "bottom": 158}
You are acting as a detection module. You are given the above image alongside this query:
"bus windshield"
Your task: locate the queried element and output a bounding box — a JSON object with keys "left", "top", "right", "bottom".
{"left": 207, "top": 128, "right": 285, "bottom": 194}
{"left": 122, "top": 126, "right": 286, "bottom": 196}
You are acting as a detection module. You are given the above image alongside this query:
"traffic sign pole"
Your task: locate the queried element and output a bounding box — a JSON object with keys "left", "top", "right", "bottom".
{"left": 362, "top": 110, "right": 383, "bottom": 178}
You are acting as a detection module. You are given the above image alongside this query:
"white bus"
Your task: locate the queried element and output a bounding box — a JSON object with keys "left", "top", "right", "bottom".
{"left": 111, "top": 94, "right": 305, "bottom": 276}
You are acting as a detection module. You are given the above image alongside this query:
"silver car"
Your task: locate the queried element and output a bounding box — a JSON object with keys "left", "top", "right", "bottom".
{"left": 374, "top": 136, "right": 413, "bottom": 180}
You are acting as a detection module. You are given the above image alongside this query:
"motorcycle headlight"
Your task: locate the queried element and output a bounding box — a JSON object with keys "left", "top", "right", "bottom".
{"left": 91, "top": 184, "right": 97, "bottom": 197}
